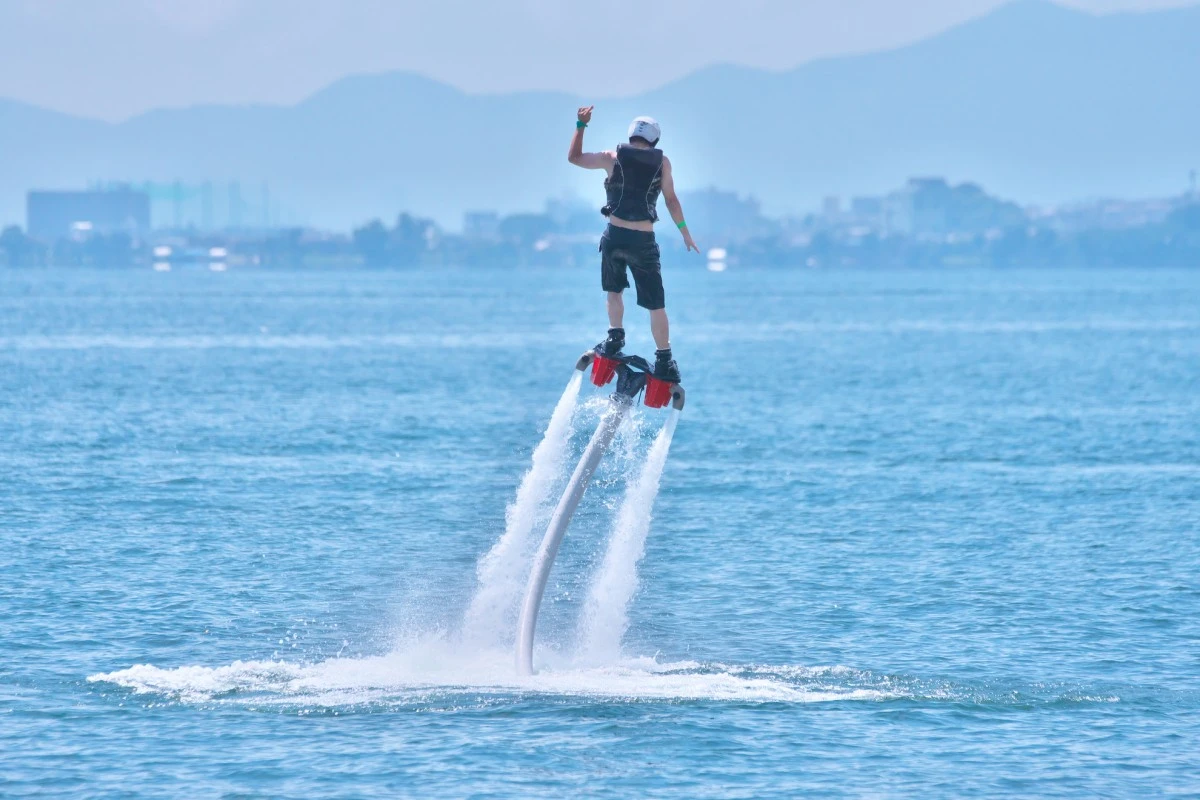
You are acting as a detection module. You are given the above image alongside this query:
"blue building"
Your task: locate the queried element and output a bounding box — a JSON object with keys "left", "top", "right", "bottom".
{"left": 26, "top": 188, "right": 151, "bottom": 240}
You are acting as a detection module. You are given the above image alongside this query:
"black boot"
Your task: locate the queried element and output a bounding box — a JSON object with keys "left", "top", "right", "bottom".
{"left": 653, "top": 348, "right": 682, "bottom": 383}
{"left": 595, "top": 327, "right": 625, "bottom": 358}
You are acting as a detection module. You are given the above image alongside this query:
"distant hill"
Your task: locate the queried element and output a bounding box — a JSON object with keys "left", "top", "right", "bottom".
{"left": 2, "top": 0, "right": 1198, "bottom": 230}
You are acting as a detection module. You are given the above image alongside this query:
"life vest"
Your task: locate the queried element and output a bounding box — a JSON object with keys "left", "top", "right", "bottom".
{"left": 602, "top": 145, "right": 664, "bottom": 223}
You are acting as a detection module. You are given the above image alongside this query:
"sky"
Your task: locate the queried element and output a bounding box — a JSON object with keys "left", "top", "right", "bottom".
{"left": 2, "top": 0, "right": 1196, "bottom": 121}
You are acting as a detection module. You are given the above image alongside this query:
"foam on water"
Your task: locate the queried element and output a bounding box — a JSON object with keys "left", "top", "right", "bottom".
{"left": 88, "top": 646, "right": 1124, "bottom": 710}
{"left": 87, "top": 641, "right": 885, "bottom": 707}
{"left": 460, "top": 372, "right": 582, "bottom": 647}
{"left": 578, "top": 410, "right": 680, "bottom": 664}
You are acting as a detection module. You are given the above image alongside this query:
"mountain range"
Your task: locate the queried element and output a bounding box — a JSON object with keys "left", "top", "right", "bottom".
{"left": 2, "top": 0, "right": 1198, "bottom": 230}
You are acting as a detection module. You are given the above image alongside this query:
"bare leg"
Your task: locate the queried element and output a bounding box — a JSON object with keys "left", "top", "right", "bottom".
{"left": 607, "top": 292, "right": 624, "bottom": 329}
{"left": 649, "top": 308, "right": 670, "bottom": 350}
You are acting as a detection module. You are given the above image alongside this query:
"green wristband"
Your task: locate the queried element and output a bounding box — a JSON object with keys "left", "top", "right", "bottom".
{"left": 576, "top": 120, "right": 587, "bottom": 129}
{"left": 677, "top": 220, "right": 687, "bottom": 229}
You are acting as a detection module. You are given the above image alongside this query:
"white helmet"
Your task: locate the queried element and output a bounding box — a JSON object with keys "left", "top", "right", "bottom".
{"left": 628, "top": 116, "right": 661, "bottom": 145}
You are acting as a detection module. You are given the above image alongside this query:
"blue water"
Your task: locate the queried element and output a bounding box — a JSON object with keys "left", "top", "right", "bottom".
{"left": 2, "top": 266, "right": 1198, "bottom": 798}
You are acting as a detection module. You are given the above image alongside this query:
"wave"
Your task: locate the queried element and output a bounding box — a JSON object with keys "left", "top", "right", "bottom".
{"left": 4, "top": 318, "right": 1195, "bottom": 351}
{"left": 87, "top": 638, "right": 886, "bottom": 707}
{"left": 87, "top": 645, "right": 1127, "bottom": 711}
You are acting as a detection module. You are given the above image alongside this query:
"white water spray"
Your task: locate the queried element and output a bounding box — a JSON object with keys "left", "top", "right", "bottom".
{"left": 461, "top": 372, "right": 582, "bottom": 646}
{"left": 577, "top": 410, "right": 680, "bottom": 664}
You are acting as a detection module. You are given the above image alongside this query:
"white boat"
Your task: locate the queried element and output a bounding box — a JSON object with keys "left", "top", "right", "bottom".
{"left": 707, "top": 247, "right": 728, "bottom": 272}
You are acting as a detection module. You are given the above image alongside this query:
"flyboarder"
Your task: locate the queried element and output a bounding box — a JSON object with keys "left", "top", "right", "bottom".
{"left": 568, "top": 105, "right": 698, "bottom": 383}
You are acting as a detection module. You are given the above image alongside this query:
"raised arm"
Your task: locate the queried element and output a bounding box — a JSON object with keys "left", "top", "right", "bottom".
{"left": 568, "top": 105, "right": 616, "bottom": 172}
{"left": 661, "top": 156, "right": 699, "bottom": 253}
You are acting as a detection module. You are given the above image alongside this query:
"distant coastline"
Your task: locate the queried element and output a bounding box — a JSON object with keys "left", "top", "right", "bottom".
{"left": 3, "top": 179, "right": 1198, "bottom": 270}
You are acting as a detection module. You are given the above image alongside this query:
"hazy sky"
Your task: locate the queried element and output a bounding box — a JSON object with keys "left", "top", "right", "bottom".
{"left": 2, "top": 0, "right": 1195, "bottom": 120}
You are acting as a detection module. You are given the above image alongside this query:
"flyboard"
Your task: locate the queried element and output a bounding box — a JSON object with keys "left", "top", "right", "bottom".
{"left": 516, "top": 349, "right": 684, "bottom": 675}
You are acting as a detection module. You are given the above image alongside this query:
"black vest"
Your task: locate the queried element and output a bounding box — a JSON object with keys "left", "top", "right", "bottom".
{"left": 602, "top": 145, "right": 664, "bottom": 223}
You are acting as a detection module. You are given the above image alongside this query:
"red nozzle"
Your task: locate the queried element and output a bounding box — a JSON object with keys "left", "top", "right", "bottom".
{"left": 644, "top": 376, "right": 673, "bottom": 408}
{"left": 591, "top": 355, "right": 619, "bottom": 386}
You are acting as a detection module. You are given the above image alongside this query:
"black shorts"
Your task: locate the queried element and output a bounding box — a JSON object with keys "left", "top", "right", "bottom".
{"left": 599, "top": 225, "right": 665, "bottom": 311}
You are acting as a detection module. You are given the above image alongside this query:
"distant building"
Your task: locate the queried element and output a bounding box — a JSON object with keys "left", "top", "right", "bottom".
{"left": 883, "top": 178, "right": 1025, "bottom": 238}
{"left": 462, "top": 211, "right": 500, "bottom": 240}
{"left": 882, "top": 190, "right": 915, "bottom": 236}
{"left": 544, "top": 195, "right": 599, "bottom": 235}
{"left": 822, "top": 196, "right": 842, "bottom": 224}
{"left": 850, "top": 197, "right": 885, "bottom": 228}
{"left": 907, "top": 178, "right": 950, "bottom": 236}
{"left": 1042, "top": 198, "right": 1176, "bottom": 232}
{"left": 27, "top": 188, "right": 150, "bottom": 240}
{"left": 678, "top": 187, "right": 777, "bottom": 244}
{"left": 544, "top": 195, "right": 592, "bottom": 225}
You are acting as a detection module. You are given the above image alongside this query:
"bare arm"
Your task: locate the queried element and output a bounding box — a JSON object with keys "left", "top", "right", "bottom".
{"left": 567, "top": 105, "right": 616, "bottom": 172}
{"left": 661, "top": 156, "right": 699, "bottom": 253}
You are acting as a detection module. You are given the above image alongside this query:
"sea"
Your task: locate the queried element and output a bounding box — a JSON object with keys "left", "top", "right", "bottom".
{"left": 1, "top": 265, "right": 1198, "bottom": 798}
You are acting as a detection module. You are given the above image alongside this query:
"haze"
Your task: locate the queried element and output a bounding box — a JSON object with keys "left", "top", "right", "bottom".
{"left": 2, "top": 0, "right": 1194, "bottom": 120}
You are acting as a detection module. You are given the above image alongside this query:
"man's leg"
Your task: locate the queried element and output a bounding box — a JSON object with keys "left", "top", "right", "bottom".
{"left": 596, "top": 291, "right": 626, "bottom": 356}
{"left": 650, "top": 309, "right": 680, "bottom": 382}
{"left": 649, "top": 308, "right": 669, "bottom": 350}
{"left": 628, "top": 237, "right": 680, "bottom": 383}
{"left": 598, "top": 233, "right": 629, "bottom": 356}
{"left": 607, "top": 291, "right": 624, "bottom": 329}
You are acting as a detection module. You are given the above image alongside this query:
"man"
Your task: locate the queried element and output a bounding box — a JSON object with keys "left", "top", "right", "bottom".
{"left": 568, "top": 105, "right": 698, "bottom": 383}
